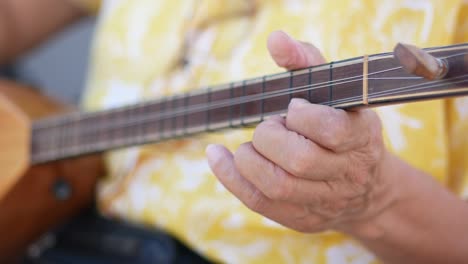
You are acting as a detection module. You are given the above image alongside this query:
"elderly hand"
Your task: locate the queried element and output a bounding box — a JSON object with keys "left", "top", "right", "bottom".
{"left": 206, "top": 31, "right": 468, "bottom": 264}
{"left": 206, "top": 31, "right": 397, "bottom": 234}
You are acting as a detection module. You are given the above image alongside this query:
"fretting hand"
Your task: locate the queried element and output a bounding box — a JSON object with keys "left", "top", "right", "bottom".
{"left": 206, "top": 30, "right": 397, "bottom": 234}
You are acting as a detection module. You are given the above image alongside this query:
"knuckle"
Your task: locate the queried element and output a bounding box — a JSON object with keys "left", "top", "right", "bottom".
{"left": 253, "top": 120, "right": 277, "bottom": 145}
{"left": 320, "top": 198, "right": 347, "bottom": 217}
{"left": 321, "top": 110, "right": 348, "bottom": 149}
{"left": 288, "top": 142, "right": 315, "bottom": 176}
{"left": 362, "top": 110, "right": 383, "bottom": 141}
{"left": 368, "top": 146, "right": 383, "bottom": 163}
{"left": 326, "top": 129, "right": 346, "bottom": 149}
{"left": 287, "top": 101, "right": 305, "bottom": 118}
{"left": 348, "top": 171, "right": 370, "bottom": 187}
{"left": 265, "top": 166, "right": 293, "bottom": 201}
{"left": 288, "top": 155, "right": 309, "bottom": 176}
{"left": 277, "top": 51, "right": 300, "bottom": 69}
{"left": 235, "top": 142, "right": 251, "bottom": 157}
{"left": 346, "top": 178, "right": 368, "bottom": 196}
{"left": 244, "top": 189, "right": 266, "bottom": 213}
{"left": 233, "top": 143, "right": 251, "bottom": 168}
{"left": 363, "top": 109, "right": 381, "bottom": 126}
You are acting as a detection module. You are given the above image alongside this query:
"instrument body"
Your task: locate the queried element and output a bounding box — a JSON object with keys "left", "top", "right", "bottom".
{"left": 0, "top": 81, "right": 103, "bottom": 262}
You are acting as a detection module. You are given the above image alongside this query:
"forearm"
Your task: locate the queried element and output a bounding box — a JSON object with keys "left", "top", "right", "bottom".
{"left": 0, "top": 0, "right": 85, "bottom": 65}
{"left": 344, "top": 152, "right": 468, "bottom": 264}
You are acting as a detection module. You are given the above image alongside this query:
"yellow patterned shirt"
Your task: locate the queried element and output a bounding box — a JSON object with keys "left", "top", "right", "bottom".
{"left": 79, "top": 0, "right": 468, "bottom": 263}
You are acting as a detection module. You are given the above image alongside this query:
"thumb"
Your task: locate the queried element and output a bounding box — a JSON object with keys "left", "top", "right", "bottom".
{"left": 267, "top": 30, "right": 326, "bottom": 70}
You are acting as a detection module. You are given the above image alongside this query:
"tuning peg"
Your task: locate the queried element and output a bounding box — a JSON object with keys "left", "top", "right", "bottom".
{"left": 394, "top": 43, "right": 448, "bottom": 80}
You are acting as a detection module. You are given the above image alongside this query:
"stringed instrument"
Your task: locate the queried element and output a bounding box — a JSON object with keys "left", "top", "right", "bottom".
{"left": 1, "top": 43, "right": 467, "bottom": 261}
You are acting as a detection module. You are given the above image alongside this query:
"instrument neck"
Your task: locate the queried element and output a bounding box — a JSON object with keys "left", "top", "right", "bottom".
{"left": 30, "top": 43, "right": 468, "bottom": 164}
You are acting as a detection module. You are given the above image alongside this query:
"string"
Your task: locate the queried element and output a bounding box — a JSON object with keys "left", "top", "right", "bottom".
{"left": 34, "top": 51, "right": 468, "bottom": 133}
{"left": 368, "top": 74, "right": 468, "bottom": 99}
{"left": 33, "top": 73, "right": 468, "bottom": 156}
{"left": 33, "top": 75, "right": 468, "bottom": 161}
{"left": 32, "top": 51, "right": 468, "bottom": 157}
{"left": 30, "top": 63, "right": 410, "bottom": 130}
{"left": 32, "top": 69, "right": 413, "bottom": 134}
{"left": 369, "top": 76, "right": 468, "bottom": 99}
{"left": 34, "top": 73, "right": 468, "bottom": 147}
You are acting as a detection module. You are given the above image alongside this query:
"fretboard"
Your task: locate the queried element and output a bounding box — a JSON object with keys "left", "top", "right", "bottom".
{"left": 31, "top": 43, "right": 468, "bottom": 164}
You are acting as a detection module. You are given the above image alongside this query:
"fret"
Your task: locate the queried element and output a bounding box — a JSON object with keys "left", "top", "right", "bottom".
{"left": 127, "top": 105, "right": 135, "bottom": 143}
{"left": 142, "top": 100, "right": 160, "bottom": 141}
{"left": 240, "top": 80, "right": 246, "bottom": 126}
{"left": 49, "top": 125, "right": 59, "bottom": 159}
{"left": 229, "top": 81, "right": 244, "bottom": 127}
{"left": 159, "top": 97, "right": 167, "bottom": 139}
{"left": 229, "top": 82, "right": 234, "bottom": 128}
{"left": 207, "top": 85, "right": 233, "bottom": 130}
{"left": 186, "top": 91, "right": 208, "bottom": 130}
{"left": 102, "top": 112, "right": 112, "bottom": 152}
{"left": 113, "top": 108, "right": 123, "bottom": 146}
{"left": 91, "top": 113, "right": 102, "bottom": 152}
{"left": 135, "top": 105, "right": 143, "bottom": 142}
{"left": 140, "top": 104, "right": 149, "bottom": 141}
{"left": 124, "top": 105, "right": 133, "bottom": 144}
{"left": 96, "top": 112, "right": 104, "bottom": 150}
{"left": 66, "top": 118, "right": 76, "bottom": 157}
{"left": 60, "top": 123, "right": 71, "bottom": 158}
{"left": 171, "top": 95, "right": 178, "bottom": 138}
{"left": 328, "top": 58, "right": 364, "bottom": 108}
{"left": 243, "top": 78, "right": 264, "bottom": 125}
{"left": 134, "top": 104, "right": 142, "bottom": 142}
{"left": 183, "top": 92, "right": 189, "bottom": 135}
{"left": 68, "top": 117, "right": 79, "bottom": 157}
{"left": 288, "top": 69, "right": 311, "bottom": 102}
{"left": 206, "top": 88, "right": 212, "bottom": 131}
{"left": 36, "top": 128, "right": 49, "bottom": 161}
{"left": 262, "top": 73, "right": 290, "bottom": 115}
{"left": 57, "top": 123, "right": 65, "bottom": 159}
{"left": 62, "top": 117, "right": 74, "bottom": 158}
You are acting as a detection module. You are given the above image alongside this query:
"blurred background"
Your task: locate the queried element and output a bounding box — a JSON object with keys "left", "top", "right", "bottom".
{"left": 1, "top": 17, "right": 95, "bottom": 105}
{"left": 1, "top": 18, "right": 209, "bottom": 264}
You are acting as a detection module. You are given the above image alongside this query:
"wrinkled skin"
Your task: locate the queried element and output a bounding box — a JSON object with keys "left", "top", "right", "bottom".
{"left": 206, "top": 30, "right": 395, "bottom": 233}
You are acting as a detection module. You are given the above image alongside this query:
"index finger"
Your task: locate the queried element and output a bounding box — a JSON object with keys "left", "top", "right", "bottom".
{"left": 252, "top": 116, "right": 348, "bottom": 180}
{"left": 286, "top": 98, "right": 380, "bottom": 152}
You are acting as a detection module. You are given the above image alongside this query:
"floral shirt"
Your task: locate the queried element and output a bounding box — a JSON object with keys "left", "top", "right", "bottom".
{"left": 77, "top": 0, "right": 468, "bottom": 263}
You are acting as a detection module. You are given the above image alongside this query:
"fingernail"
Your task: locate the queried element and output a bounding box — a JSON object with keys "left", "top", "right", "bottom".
{"left": 206, "top": 144, "right": 223, "bottom": 164}
{"left": 268, "top": 30, "right": 295, "bottom": 49}
{"left": 277, "top": 30, "right": 292, "bottom": 40}
{"left": 289, "top": 98, "right": 309, "bottom": 108}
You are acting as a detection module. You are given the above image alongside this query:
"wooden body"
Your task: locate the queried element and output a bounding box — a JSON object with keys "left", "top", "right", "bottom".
{"left": 0, "top": 80, "right": 103, "bottom": 262}
{"left": 0, "top": 88, "right": 29, "bottom": 202}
